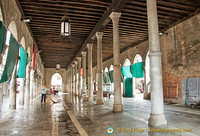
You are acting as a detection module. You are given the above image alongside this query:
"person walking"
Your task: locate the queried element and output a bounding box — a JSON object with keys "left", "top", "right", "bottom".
{"left": 41, "top": 86, "right": 48, "bottom": 104}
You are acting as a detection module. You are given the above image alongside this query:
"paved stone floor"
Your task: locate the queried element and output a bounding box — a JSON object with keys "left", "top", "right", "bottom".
{"left": 1, "top": 93, "right": 200, "bottom": 136}
{"left": 0, "top": 95, "right": 79, "bottom": 136}
{"left": 62, "top": 93, "right": 200, "bottom": 136}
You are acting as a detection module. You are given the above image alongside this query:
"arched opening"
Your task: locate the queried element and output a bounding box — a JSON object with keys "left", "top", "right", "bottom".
{"left": 145, "top": 51, "right": 151, "bottom": 98}
{"left": 8, "top": 21, "right": 18, "bottom": 41}
{"left": 103, "top": 67, "right": 110, "bottom": 95}
{"left": 51, "top": 73, "right": 62, "bottom": 93}
{"left": 132, "top": 54, "right": 144, "bottom": 99}
{"left": 122, "top": 58, "right": 132, "bottom": 97}
{"left": 0, "top": 6, "right": 4, "bottom": 22}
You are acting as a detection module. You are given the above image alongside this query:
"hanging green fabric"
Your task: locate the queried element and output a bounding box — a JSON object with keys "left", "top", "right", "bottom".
{"left": 132, "top": 62, "right": 144, "bottom": 78}
{"left": 0, "top": 35, "right": 19, "bottom": 83}
{"left": 0, "top": 21, "right": 6, "bottom": 54}
{"left": 121, "top": 65, "right": 132, "bottom": 78}
{"left": 108, "top": 70, "right": 114, "bottom": 83}
{"left": 125, "top": 78, "right": 132, "bottom": 97}
{"left": 105, "top": 72, "right": 110, "bottom": 83}
{"left": 103, "top": 72, "right": 107, "bottom": 84}
{"left": 17, "top": 46, "right": 28, "bottom": 78}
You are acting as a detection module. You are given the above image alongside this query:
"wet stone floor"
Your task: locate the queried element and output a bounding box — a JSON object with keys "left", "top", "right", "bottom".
{"left": 62, "top": 93, "right": 200, "bottom": 136}
{"left": 0, "top": 95, "right": 79, "bottom": 136}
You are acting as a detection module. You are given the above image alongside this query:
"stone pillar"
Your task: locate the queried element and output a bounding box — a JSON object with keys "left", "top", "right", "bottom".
{"left": 74, "top": 61, "right": 78, "bottom": 96}
{"left": 70, "top": 67, "right": 73, "bottom": 94}
{"left": 132, "top": 77, "right": 136, "bottom": 97}
{"left": 147, "top": 0, "right": 167, "bottom": 126}
{"left": 30, "top": 69, "right": 34, "bottom": 100}
{"left": 19, "top": 78, "right": 25, "bottom": 105}
{"left": 95, "top": 32, "right": 104, "bottom": 105}
{"left": 0, "top": 84, "right": 3, "bottom": 118}
{"left": 110, "top": 12, "right": 123, "bottom": 112}
{"left": 9, "top": 65, "right": 17, "bottom": 109}
{"left": 71, "top": 64, "right": 75, "bottom": 95}
{"left": 77, "top": 57, "right": 82, "bottom": 97}
{"left": 81, "top": 51, "right": 87, "bottom": 96}
{"left": 87, "top": 43, "right": 93, "bottom": 101}
{"left": 25, "top": 63, "right": 31, "bottom": 103}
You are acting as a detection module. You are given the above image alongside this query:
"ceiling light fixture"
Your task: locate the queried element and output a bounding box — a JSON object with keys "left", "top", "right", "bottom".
{"left": 61, "top": 15, "right": 71, "bottom": 36}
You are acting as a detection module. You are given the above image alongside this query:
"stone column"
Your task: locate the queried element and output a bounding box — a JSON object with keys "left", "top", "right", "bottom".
{"left": 30, "top": 69, "right": 34, "bottom": 100}
{"left": 9, "top": 65, "right": 17, "bottom": 109}
{"left": 95, "top": 32, "right": 104, "bottom": 105}
{"left": 0, "top": 84, "right": 3, "bottom": 118}
{"left": 25, "top": 63, "right": 31, "bottom": 103}
{"left": 19, "top": 78, "right": 25, "bottom": 105}
{"left": 70, "top": 67, "right": 73, "bottom": 94}
{"left": 87, "top": 43, "right": 93, "bottom": 101}
{"left": 147, "top": 0, "right": 167, "bottom": 126}
{"left": 81, "top": 51, "right": 87, "bottom": 96}
{"left": 110, "top": 12, "right": 123, "bottom": 112}
{"left": 77, "top": 57, "right": 82, "bottom": 97}
{"left": 71, "top": 64, "right": 75, "bottom": 95}
{"left": 74, "top": 61, "right": 78, "bottom": 96}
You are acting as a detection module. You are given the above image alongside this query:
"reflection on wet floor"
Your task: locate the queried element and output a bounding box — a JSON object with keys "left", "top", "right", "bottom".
{"left": 62, "top": 93, "right": 200, "bottom": 136}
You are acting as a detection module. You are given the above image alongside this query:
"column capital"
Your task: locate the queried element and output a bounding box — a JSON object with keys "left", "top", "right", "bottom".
{"left": 95, "top": 32, "right": 103, "bottom": 39}
{"left": 110, "top": 12, "right": 121, "bottom": 20}
{"left": 87, "top": 43, "right": 93, "bottom": 49}
{"left": 77, "top": 57, "right": 82, "bottom": 62}
{"left": 71, "top": 64, "right": 75, "bottom": 68}
{"left": 82, "top": 51, "right": 87, "bottom": 57}
{"left": 74, "top": 61, "right": 78, "bottom": 65}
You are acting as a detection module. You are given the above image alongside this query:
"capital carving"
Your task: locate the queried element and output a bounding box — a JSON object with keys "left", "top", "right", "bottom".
{"left": 95, "top": 32, "right": 103, "bottom": 39}
{"left": 77, "top": 57, "right": 82, "bottom": 62}
{"left": 87, "top": 43, "right": 93, "bottom": 50}
{"left": 110, "top": 12, "right": 121, "bottom": 22}
{"left": 82, "top": 51, "right": 87, "bottom": 57}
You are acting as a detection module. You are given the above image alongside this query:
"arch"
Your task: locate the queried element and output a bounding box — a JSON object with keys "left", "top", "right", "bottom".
{"left": 27, "top": 46, "right": 31, "bottom": 57}
{"left": 133, "top": 54, "right": 143, "bottom": 64}
{"left": 123, "top": 58, "right": 131, "bottom": 66}
{"left": 8, "top": 21, "right": 18, "bottom": 41}
{"left": 109, "top": 64, "right": 113, "bottom": 71}
{"left": 0, "top": 6, "right": 3, "bottom": 22}
{"left": 20, "top": 36, "right": 26, "bottom": 50}
{"left": 51, "top": 73, "right": 62, "bottom": 91}
{"left": 104, "top": 67, "right": 108, "bottom": 72}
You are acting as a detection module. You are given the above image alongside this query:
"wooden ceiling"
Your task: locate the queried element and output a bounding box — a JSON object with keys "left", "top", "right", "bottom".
{"left": 17, "top": 0, "right": 200, "bottom": 69}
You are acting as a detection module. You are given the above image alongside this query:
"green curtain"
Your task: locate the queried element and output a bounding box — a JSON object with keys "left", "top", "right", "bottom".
{"left": 125, "top": 78, "right": 132, "bottom": 97}
{"left": 121, "top": 65, "right": 132, "bottom": 78}
{"left": 0, "top": 21, "right": 6, "bottom": 54}
{"left": 103, "top": 72, "right": 107, "bottom": 84}
{"left": 132, "top": 62, "right": 144, "bottom": 78}
{"left": 0, "top": 35, "right": 19, "bottom": 83}
{"left": 108, "top": 70, "right": 114, "bottom": 83}
{"left": 17, "top": 46, "right": 28, "bottom": 78}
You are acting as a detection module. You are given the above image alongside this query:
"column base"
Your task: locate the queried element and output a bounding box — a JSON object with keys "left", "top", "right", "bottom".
{"left": 148, "top": 113, "right": 167, "bottom": 126}
{"left": 113, "top": 104, "right": 123, "bottom": 112}
{"left": 96, "top": 99, "right": 104, "bottom": 105}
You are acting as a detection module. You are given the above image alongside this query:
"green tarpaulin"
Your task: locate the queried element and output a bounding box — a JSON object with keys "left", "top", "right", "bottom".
{"left": 108, "top": 70, "right": 114, "bottom": 83}
{"left": 125, "top": 78, "right": 132, "bottom": 97}
{"left": 0, "top": 21, "right": 6, "bottom": 54}
{"left": 132, "top": 62, "right": 144, "bottom": 78}
{"left": 121, "top": 65, "right": 132, "bottom": 78}
{"left": 103, "top": 72, "right": 108, "bottom": 83}
{"left": 0, "top": 35, "right": 19, "bottom": 83}
{"left": 17, "top": 46, "right": 28, "bottom": 78}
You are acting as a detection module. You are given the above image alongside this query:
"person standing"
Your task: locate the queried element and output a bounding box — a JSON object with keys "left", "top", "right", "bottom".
{"left": 41, "top": 86, "right": 48, "bottom": 104}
